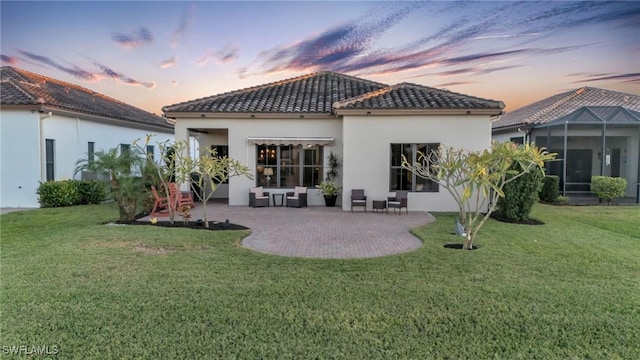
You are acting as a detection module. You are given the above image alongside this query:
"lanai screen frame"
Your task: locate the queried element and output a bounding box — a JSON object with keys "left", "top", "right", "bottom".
{"left": 531, "top": 106, "right": 640, "bottom": 203}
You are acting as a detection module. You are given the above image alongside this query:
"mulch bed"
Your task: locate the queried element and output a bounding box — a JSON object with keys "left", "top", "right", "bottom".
{"left": 489, "top": 212, "right": 545, "bottom": 225}
{"left": 443, "top": 243, "right": 480, "bottom": 250}
{"left": 113, "top": 219, "right": 249, "bottom": 231}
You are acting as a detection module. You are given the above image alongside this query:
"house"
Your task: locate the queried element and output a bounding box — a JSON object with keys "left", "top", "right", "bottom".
{"left": 162, "top": 71, "right": 504, "bottom": 211}
{"left": 0, "top": 66, "right": 174, "bottom": 208}
{"left": 492, "top": 87, "right": 640, "bottom": 202}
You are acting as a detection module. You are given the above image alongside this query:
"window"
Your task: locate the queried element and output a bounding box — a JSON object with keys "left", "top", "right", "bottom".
{"left": 510, "top": 136, "right": 524, "bottom": 145}
{"left": 146, "top": 145, "right": 154, "bottom": 161}
{"left": 390, "top": 143, "right": 439, "bottom": 192}
{"left": 256, "top": 145, "right": 323, "bottom": 188}
{"left": 212, "top": 145, "right": 229, "bottom": 184}
{"left": 88, "top": 142, "right": 95, "bottom": 165}
{"left": 120, "top": 143, "right": 130, "bottom": 154}
{"left": 45, "top": 139, "right": 55, "bottom": 181}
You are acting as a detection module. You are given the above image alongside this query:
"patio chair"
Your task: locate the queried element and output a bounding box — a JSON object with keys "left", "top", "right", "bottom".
{"left": 351, "top": 189, "right": 367, "bottom": 212}
{"left": 150, "top": 185, "right": 171, "bottom": 216}
{"left": 388, "top": 191, "right": 408, "bottom": 215}
{"left": 168, "top": 182, "right": 195, "bottom": 211}
{"left": 249, "top": 186, "right": 270, "bottom": 207}
{"left": 286, "top": 186, "right": 308, "bottom": 208}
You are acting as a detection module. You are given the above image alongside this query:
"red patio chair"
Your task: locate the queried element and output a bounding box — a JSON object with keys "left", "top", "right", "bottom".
{"left": 168, "top": 182, "right": 195, "bottom": 211}
{"left": 150, "top": 185, "right": 171, "bottom": 216}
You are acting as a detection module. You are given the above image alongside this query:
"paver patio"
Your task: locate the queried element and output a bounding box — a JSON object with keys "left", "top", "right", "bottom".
{"left": 140, "top": 203, "right": 434, "bottom": 259}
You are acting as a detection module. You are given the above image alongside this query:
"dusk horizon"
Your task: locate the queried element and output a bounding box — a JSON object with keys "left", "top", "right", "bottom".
{"left": 2, "top": 1, "right": 638, "bottom": 115}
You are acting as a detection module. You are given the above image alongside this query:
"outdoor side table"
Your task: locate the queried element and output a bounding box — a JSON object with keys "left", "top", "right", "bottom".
{"left": 272, "top": 193, "right": 284, "bottom": 207}
{"left": 372, "top": 200, "right": 387, "bottom": 213}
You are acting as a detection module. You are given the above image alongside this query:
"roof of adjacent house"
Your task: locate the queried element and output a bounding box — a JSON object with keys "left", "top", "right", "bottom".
{"left": 162, "top": 71, "right": 504, "bottom": 114}
{"left": 492, "top": 87, "right": 640, "bottom": 130}
{"left": 1, "top": 66, "right": 172, "bottom": 131}
{"left": 536, "top": 106, "right": 640, "bottom": 128}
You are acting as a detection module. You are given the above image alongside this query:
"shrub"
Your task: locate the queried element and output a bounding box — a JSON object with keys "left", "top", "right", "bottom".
{"left": 495, "top": 163, "right": 544, "bottom": 222}
{"left": 539, "top": 175, "right": 560, "bottom": 203}
{"left": 590, "top": 176, "right": 627, "bottom": 205}
{"left": 37, "top": 180, "right": 81, "bottom": 208}
{"left": 77, "top": 180, "right": 107, "bottom": 204}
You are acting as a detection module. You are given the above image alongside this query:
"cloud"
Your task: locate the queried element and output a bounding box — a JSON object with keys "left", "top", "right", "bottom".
{"left": 171, "top": 3, "right": 195, "bottom": 48}
{"left": 435, "top": 81, "right": 476, "bottom": 88}
{"left": 243, "top": 3, "right": 422, "bottom": 75}
{"left": 572, "top": 72, "right": 640, "bottom": 84}
{"left": 14, "top": 49, "right": 155, "bottom": 89}
{"left": 1, "top": 54, "right": 18, "bottom": 65}
{"left": 92, "top": 61, "right": 156, "bottom": 89}
{"left": 18, "top": 50, "right": 102, "bottom": 81}
{"left": 195, "top": 45, "right": 239, "bottom": 66}
{"left": 239, "top": 1, "right": 634, "bottom": 81}
{"left": 112, "top": 27, "right": 154, "bottom": 49}
{"left": 160, "top": 56, "right": 177, "bottom": 69}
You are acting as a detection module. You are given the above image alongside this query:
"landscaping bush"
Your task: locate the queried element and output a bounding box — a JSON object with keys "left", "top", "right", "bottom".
{"left": 37, "top": 180, "right": 81, "bottom": 208}
{"left": 495, "top": 163, "right": 544, "bottom": 222}
{"left": 539, "top": 175, "right": 560, "bottom": 203}
{"left": 76, "top": 180, "right": 107, "bottom": 204}
{"left": 590, "top": 176, "right": 627, "bottom": 205}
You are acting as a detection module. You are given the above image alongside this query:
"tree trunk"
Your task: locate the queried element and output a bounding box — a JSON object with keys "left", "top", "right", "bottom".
{"left": 202, "top": 200, "right": 209, "bottom": 228}
{"left": 117, "top": 197, "right": 138, "bottom": 222}
{"left": 463, "top": 234, "right": 473, "bottom": 250}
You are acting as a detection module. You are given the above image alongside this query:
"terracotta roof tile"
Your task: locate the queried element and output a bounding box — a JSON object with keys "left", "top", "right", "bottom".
{"left": 1, "top": 66, "right": 172, "bottom": 130}
{"left": 492, "top": 87, "right": 640, "bottom": 129}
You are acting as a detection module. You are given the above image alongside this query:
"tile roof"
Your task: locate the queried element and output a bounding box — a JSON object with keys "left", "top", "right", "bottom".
{"left": 162, "top": 71, "right": 503, "bottom": 114}
{"left": 492, "top": 87, "right": 640, "bottom": 129}
{"left": 1, "top": 66, "right": 172, "bottom": 131}
{"left": 162, "top": 71, "right": 387, "bottom": 113}
{"left": 538, "top": 106, "right": 640, "bottom": 127}
{"left": 333, "top": 82, "right": 504, "bottom": 111}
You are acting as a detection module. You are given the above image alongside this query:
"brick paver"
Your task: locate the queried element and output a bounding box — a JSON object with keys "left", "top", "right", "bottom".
{"left": 141, "top": 203, "right": 434, "bottom": 259}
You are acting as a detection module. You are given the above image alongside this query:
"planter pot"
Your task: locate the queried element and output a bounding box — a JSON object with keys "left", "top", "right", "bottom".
{"left": 323, "top": 195, "right": 338, "bottom": 207}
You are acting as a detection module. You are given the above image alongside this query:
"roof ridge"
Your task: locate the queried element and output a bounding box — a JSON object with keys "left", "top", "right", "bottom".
{"left": 335, "top": 81, "right": 505, "bottom": 109}
{"left": 6, "top": 66, "right": 146, "bottom": 110}
{"left": 395, "top": 82, "right": 505, "bottom": 106}
{"left": 0, "top": 78, "right": 37, "bottom": 103}
{"left": 162, "top": 71, "right": 389, "bottom": 111}
{"left": 333, "top": 86, "right": 393, "bottom": 108}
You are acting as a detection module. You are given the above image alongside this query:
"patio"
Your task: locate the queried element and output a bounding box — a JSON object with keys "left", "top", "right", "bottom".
{"left": 139, "top": 203, "right": 433, "bottom": 259}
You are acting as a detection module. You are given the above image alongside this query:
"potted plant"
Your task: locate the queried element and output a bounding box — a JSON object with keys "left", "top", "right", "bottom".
{"left": 316, "top": 152, "right": 341, "bottom": 207}
{"left": 316, "top": 181, "right": 341, "bottom": 207}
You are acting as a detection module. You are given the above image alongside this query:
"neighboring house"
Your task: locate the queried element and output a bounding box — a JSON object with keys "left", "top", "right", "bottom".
{"left": 492, "top": 87, "right": 640, "bottom": 201}
{"left": 163, "top": 71, "right": 504, "bottom": 211}
{"left": 0, "top": 66, "right": 174, "bottom": 208}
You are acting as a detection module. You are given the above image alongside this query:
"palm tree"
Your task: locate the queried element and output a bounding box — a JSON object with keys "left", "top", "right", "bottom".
{"left": 75, "top": 146, "right": 150, "bottom": 221}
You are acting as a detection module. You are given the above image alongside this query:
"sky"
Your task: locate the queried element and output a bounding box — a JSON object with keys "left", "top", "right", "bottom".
{"left": 1, "top": 1, "right": 638, "bottom": 115}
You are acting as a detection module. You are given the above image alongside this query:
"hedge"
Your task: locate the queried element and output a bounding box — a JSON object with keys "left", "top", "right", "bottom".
{"left": 37, "top": 180, "right": 106, "bottom": 208}
{"left": 539, "top": 175, "right": 560, "bottom": 203}
{"left": 590, "top": 176, "right": 626, "bottom": 205}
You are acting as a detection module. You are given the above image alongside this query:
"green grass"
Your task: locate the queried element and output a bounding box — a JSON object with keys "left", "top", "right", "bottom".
{"left": 1, "top": 203, "right": 639, "bottom": 359}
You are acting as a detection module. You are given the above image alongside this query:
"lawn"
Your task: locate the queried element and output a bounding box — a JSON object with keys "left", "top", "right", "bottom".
{"left": 1, "top": 203, "right": 639, "bottom": 359}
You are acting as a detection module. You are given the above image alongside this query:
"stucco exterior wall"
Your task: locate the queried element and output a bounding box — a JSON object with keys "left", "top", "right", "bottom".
{"left": 342, "top": 114, "right": 492, "bottom": 212}
{"left": 0, "top": 109, "right": 173, "bottom": 208}
{"left": 42, "top": 115, "right": 174, "bottom": 180}
{"left": 0, "top": 110, "right": 41, "bottom": 207}
{"left": 174, "top": 117, "right": 343, "bottom": 206}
